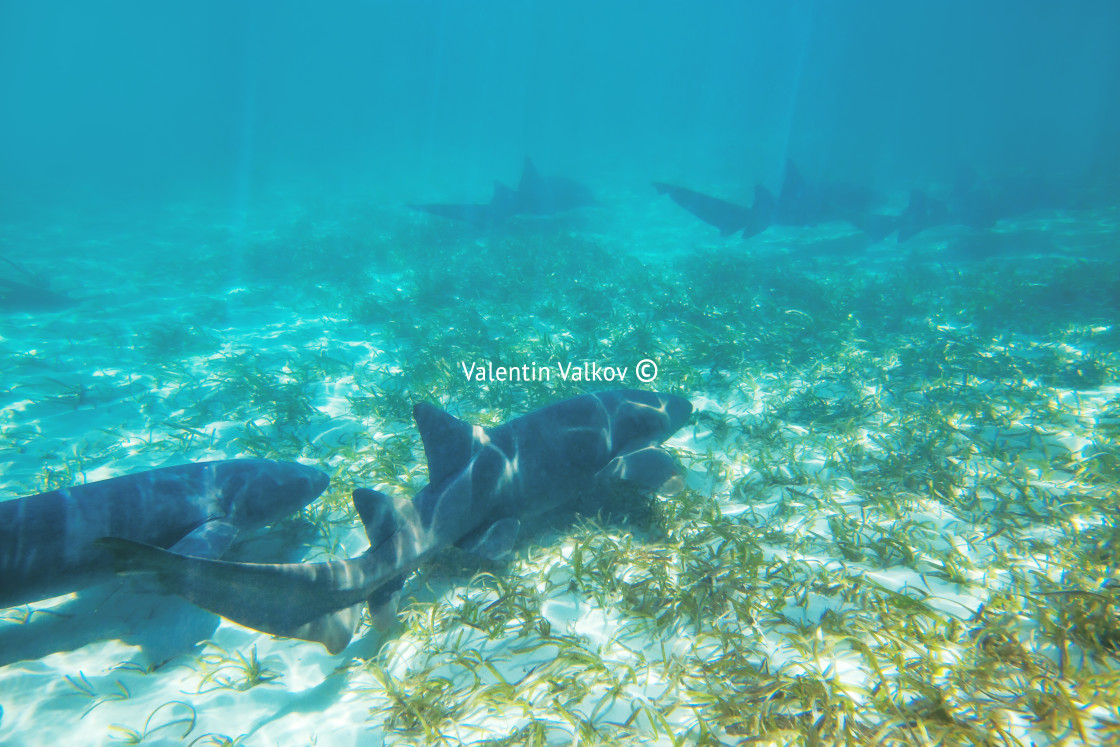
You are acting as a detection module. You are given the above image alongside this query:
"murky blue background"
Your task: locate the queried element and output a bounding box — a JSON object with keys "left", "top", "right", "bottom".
{"left": 3, "top": 1, "right": 1118, "bottom": 221}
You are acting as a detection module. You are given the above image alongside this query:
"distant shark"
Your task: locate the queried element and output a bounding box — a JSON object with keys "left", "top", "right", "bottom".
{"left": 755, "top": 161, "right": 878, "bottom": 236}
{"left": 0, "top": 256, "right": 77, "bottom": 312}
{"left": 892, "top": 170, "right": 1076, "bottom": 242}
{"left": 655, "top": 160, "right": 884, "bottom": 240}
{"left": 0, "top": 459, "right": 329, "bottom": 609}
{"left": 101, "top": 390, "right": 693, "bottom": 653}
{"left": 409, "top": 158, "right": 599, "bottom": 226}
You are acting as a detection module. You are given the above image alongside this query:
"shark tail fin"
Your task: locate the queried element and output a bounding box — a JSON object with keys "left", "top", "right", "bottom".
{"left": 98, "top": 537, "right": 367, "bottom": 654}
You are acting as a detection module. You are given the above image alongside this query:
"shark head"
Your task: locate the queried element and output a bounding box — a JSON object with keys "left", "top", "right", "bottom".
{"left": 218, "top": 460, "right": 330, "bottom": 531}
{"left": 596, "top": 389, "right": 692, "bottom": 451}
{"left": 587, "top": 390, "right": 692, "bottom": 496}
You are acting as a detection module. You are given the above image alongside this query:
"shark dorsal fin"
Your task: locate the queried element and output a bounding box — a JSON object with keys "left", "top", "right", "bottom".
{"left": 413, "top": 403, "right": 478, "bottom": 487}
{"left": 518, "top": 157, "right": 540, "bottom": 192}
{"left": 352, "top": 488, "right": 400, "bottom": 547}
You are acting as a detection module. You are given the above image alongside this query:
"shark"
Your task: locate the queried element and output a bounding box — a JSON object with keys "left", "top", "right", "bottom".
{"left": 891, "top": 169, "right": 1079, "bottom": 242}
{"left": 100, "top": 389, "right": 693, "bottom": 653}
{"left": 760, "top": 161, "right": 878, "bottom": 235}
{"left": 0, "top": 459, "right": 329, "bottom": 609}
{"left": 654, "top": 160, "right": 883, "bottom": 240}
{"left": 0, "top": 256, "right": 77, "bottom": 312}
{"left": 409, "top": 158, "right": 599, "bottom": 227}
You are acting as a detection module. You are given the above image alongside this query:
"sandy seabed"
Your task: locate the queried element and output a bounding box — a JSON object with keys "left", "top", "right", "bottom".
{"left": 2, "top": 194, "right": 1119, "bottom": 745}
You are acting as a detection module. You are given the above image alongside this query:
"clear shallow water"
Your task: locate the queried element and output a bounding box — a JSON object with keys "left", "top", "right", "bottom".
{"left": 2, "top": 3, "right": 1120, "bottom": 745}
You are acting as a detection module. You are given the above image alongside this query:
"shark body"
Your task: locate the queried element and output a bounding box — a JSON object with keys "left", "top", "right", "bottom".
{"left": 752, "top": 161, "right": 878, "bottom": 237}
{"left": 0, "top": 256, "right": 77, "bottom": 312}
{"left": 410, "top": 158, "right": 598, "bottom": 226}
{"left": 102, "top": 390, "right": 693, "bottom": 653}
{"left": 0, "top": 459, "right": 328, "bottom": 608}
{"left": 893, "top": 170, "right": 1078, "bottom": 242}
{"left": 655, "top": 161, "right": 881, "bottom": 240}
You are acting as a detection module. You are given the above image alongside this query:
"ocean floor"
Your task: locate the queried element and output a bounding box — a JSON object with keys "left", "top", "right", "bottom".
{"left": 1, "top": 190, "right": 1119, "bottom": 745}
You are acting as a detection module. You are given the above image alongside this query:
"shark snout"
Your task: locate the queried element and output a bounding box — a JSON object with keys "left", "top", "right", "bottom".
{"left": 305, "top": 464, "right": 331, "bottom": 496}
{"left": 227, "top": 460, "right": 330, "bottom": 527}
{"left": 663, "top": 394, "right": 693, "bottom": 436}
{"left": 291, "top": 463, "right": 331, "bottom": 510}
{"left": 271, "top": 459, "right": 330, "bottom": 498}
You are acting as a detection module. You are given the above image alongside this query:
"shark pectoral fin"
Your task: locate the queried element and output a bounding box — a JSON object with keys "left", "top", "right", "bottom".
{"left": 366, "top": 574, "right": 406, "bottom": 632}
{"left": 596, "top": 446, "right": 685, "bottom": 496}
{"left": 753, "top": 185, "right": 776, "bottom": 215}
{"left": 368, "top": 591, "right": 401, "bottom": 632}
{"left": 168, "top": 520, "right": 240, "bottom": 559}
{"left": 289, "top": 603, "right": 364, "bottom": 655}
{"left": 457, "top": 518, "right": 521, "bottom": 560}
{"left": 855, "top": 213, "right": 899, "bottom": 242}
{"left": 492, "top": 180, "right": 518, "bottom": 208}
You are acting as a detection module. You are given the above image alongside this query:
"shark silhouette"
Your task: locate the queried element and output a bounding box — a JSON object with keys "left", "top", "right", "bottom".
{"left": 755, "top": 161, "right": 878, "bottom": 235}
{"left": 891, "top": 169, "right": 1078, "bottom": 242}
{"left": 0, "top": 459, "right": 329, "bottom": 608}
{"left": 655, "top": 160, "right": 882, "bottom": 240}
{"left": 409, "top": 158, "right": 598, "bottom": 226}
{"left": 101, "top": 390, "right": 693, "bottom": 653}
{"left": 0, "top": 256, "right": 77, "bottom": 312}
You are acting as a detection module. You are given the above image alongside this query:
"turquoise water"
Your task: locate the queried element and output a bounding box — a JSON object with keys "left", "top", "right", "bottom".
{"left": 2, "top": 3, "right": 1119, "bottom": 745}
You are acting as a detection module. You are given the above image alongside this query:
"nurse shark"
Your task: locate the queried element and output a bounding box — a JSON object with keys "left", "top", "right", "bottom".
{"left": 409, "top": 158, "right": 599, "bottom": 227}
{"left": 0, "top": 459, "right": 329, "bottom": 609}
{"left": 0, "top": 255, "right": 77, "bottom": 312}
{"left": 655, "top": 160, "right": 882, "bottom": 239}
{"left": 102, "top": 390, "right": 693, "bottom": 653}
{"left": 893, "top": 170, "right": 1081, "bottom": 242}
